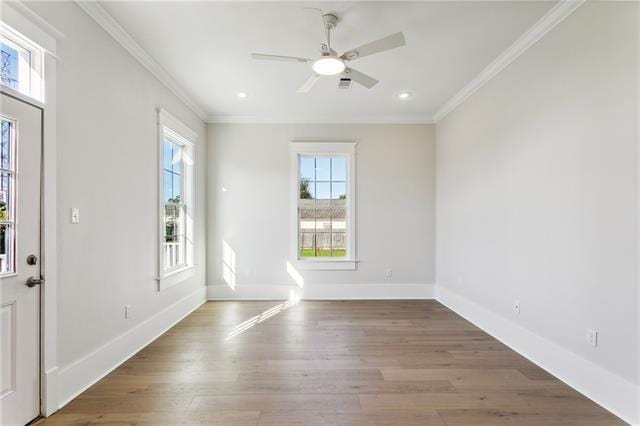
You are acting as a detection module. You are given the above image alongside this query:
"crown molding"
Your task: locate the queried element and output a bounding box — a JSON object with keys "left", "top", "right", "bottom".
{"left": 432, "top": 0, "right": 585, "bottom": 123}
{"left": 207, "top": 114, "right": 435, "bottom": 125}
{"left": 74, "top": 1, "right": 208, "bottom": 121}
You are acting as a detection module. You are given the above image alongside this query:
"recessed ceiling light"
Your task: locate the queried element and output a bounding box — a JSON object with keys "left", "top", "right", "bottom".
{"left": 236, "top": 92, "right": 248, "bottom": 99}
{"left": 397, "top": 91, "right": 413, "bottom": 100}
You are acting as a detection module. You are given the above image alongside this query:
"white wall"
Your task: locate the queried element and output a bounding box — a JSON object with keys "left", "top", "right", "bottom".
{"left": 436, "top": 0, "right": 638, "bottom": 413}
{"left": 207, "top": 123, "right": 435, "bottom": 299}
{"left": 26, "top": 1, "right": 207, "bottom": 404}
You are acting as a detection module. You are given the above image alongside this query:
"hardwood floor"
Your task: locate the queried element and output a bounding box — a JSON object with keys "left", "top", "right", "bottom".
{"left": 41, "top": 300, "right": 624, "bottom": 425}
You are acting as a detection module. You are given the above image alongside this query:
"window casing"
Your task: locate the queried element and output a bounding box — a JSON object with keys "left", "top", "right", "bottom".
{"left": 157, "top": 109, "right": 195, "bottom": 289}
{"left": 291, "top": 142, "right": 356, "bottom": 270}
{"left": 0, "top": 23, "right": 44, "bottom": 101}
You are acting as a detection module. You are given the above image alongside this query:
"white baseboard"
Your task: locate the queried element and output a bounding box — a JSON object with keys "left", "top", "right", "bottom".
{"left": 42, "top": 366, "right": 59, "bottom": 416}
{"left": 436, "top": 285, "right": 639, "bottom": 425}
{"left": 55, "top": 286, "right": 207, "bottom": 409}
{"left": 207, "top": 283, "right": 435, "bottom": 300}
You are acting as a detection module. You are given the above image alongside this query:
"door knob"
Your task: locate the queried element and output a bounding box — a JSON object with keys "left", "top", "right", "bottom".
{"left": 25, "top": 276, "right": 43, "bottom": 288}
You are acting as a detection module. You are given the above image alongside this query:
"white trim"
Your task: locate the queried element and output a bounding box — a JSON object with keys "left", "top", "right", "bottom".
{"left": 208, "top": 283, "right": 435, "bottom": 300}
{"left": 436, "top": 285, "right": 638, "bottom": 425}
{"left": 432, "top": 0, "right": 585, "bottom": 122}
{"left": 157, "top": 109, "right": 196, "bottom": 290}
{"left": 158, "top": 109, "right": 197, "bottom": 142}
{"left": 207, "top": 115, "right": 435, "bottom": 125}
{"left": 637, "top": 0, "right": 640, "bottom": 420}
{"left": 56, "top": 287, "right": 206, "bottom": 410}
{"left": 74, "top": 1, "right": 208, "bottom": 121}
{"left": 157, "top": 265, "right": 196, "bottom": 291}
{"left": 0, "top": 19, "right": 45, "bottom": 102}
{"left": 0, "top": 4, "right": 60, "bottom": 417}
{"left": 290, "top": 141, "right": 357, "bottom": 269}
{"left": 294, "top": 259, "right": 357, "bottom": 271}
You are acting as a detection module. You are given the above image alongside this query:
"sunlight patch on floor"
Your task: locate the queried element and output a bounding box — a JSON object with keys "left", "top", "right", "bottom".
{"left": 225, "top": 292, "right": 300, "bottom": 341}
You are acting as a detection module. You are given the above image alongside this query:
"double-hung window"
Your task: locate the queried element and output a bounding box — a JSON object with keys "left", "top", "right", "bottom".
{"left": 157, "top": 109, "right": 195, "bottom": 289}
{"left": 291, "top": 142, "right": 356, "bottom": 270}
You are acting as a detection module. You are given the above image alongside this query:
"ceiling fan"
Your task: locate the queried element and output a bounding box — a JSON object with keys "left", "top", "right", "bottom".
{"left": 251, "top": 9, "right": 406, "bottom": 93}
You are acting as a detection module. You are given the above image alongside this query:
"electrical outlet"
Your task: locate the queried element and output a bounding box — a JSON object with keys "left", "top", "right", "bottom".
{"left": 513, "top": 301, "right": 520, "bottom": 314}
{"left": 385, "top": 269, "right": 393, "bottom": 278}
{"left": 587, "top": 329, "right": 598, "bottom": 347}
{"left": 125, "top": 305, "right": 132, "bottom": 319}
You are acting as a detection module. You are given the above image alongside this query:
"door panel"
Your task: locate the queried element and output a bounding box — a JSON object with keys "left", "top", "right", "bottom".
{"left": 0, "top": 93, "right": 42, "bottom": 425}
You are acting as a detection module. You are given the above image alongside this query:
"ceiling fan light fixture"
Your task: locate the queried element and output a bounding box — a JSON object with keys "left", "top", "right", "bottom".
{"left": 312, "top": 56, "right": 345, "bottom": 76}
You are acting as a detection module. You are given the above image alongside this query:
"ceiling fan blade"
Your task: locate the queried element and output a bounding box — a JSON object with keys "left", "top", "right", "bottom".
{"left": 297, "top": 74, "right": 321, "bottom": 93}
{"left": 342, "top": 67, "right": 378, "bottom": 89}
{"left": 251, "top": 53, "right": 311, "bottom": 63}
{"left": 340, "top": 32, "right": 405, "bottom": 61}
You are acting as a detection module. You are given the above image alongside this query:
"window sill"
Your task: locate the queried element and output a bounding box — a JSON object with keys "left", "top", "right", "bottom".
{"left": 295, "top": 259, "right": 358, "bottom": 271}
{"left": 157, "top": 265, "right": 195, "bottom": 291}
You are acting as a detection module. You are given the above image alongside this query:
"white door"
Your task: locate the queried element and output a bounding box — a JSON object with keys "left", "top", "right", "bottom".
{"left": 0, "top": 93, "right": 42, "bottom": 425}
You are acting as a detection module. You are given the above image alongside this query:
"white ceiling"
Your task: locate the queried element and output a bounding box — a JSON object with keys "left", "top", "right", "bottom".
{"left": 99, "top": 1, "right": 555, "bottom": 123}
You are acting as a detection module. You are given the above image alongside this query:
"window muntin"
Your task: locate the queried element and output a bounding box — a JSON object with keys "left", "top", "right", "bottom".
{"left": 298, "top": 155, "right": 348, "bottom": 258}
{"left": 0, "top": 117, "right": 16, "bottom": 275}
{"left": 162, "top": 133, "right": 187, "bottom": 272}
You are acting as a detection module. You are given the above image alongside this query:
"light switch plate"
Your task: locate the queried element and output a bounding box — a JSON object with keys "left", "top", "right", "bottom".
{"left": 71, "top": 208, "right": 80, "bottom": 224}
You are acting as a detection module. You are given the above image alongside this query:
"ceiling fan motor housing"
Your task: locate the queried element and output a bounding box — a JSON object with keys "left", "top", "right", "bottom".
{"left": 322, "top": 13, "right": 338, "bottom": 30}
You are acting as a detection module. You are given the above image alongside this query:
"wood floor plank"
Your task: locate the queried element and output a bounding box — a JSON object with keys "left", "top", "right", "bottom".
{"left": 41, "top": 301, "right": 624, "bottom": 425}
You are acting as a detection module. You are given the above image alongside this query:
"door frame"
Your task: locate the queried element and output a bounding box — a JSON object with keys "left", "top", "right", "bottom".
{"left": 0, "top": 2, "right": 60, "bottom": 417}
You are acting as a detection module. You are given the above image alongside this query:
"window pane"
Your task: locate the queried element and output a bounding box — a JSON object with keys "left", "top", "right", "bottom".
{"left": 0, "top": 171, "right": 12, "bottom": 221}
{"left": 164, "top": 204, "right": 183, "bottom": 237}
{"left": 299, "top": 157, "right": 315, "bottom": 181}
{"left": 299, "top": 179, "right": 314, "bottom": 200}
{"left": 0, "top": 42, "right": 19, "bottom": 90}
{"left": 331, "top": 232, "right": 346, "bottom": 257}
{"left": 163, "top": 170, "right": 173, "bottom": 203}
{"left": 331, "top": 157, "right": 347, "bottom": 181}
{"left": 172, "top": 174, "right": 182, "bottom": 202}
{"left": 298, "top": 207, "right": 315, "bottom": 233}
{"left": 164, "top": 203, "right": 186, "bottom": 269}
{"left": 1, "top": 120, "right": 11, "bottom": 169}
{"left": 315, "top": 233, "right": 331, "bottom": 256}
{"left": 299, "top": 232, "right": 315, "bottom": 257}
{"left": 163, "top": 139, "right": 173, "bottom": 171}
{"left": 331, "top": 182, "right": 346, "bottom": 200}
{"left": 315, "top": 208, "right": 331, "bottom": 232}
{"left": 315, "top": 182, "right": 330, "bottom": 204}
{"left": 316, "top": 157, "right": 331, "bottom": 181}
{"left": 171, "top": 144, "right": 183, "bottom": 174}
{"left": 164, "top": 234, "right": 185, "bottom": 269}
{"left": 0, "top": 223, "right": 14, "bottom": 274}
{"left": 331, "top": 206, "right": 346, "bottom": 232}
